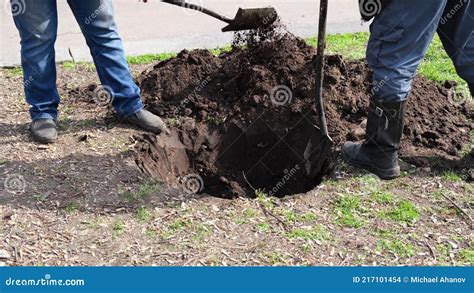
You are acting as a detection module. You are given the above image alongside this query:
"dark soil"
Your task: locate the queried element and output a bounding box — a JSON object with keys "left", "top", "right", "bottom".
{"left": 132, "top": 34, "right": 473, "bottom": 198}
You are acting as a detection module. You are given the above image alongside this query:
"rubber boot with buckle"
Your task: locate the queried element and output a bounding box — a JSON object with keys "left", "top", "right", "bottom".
{"left": 342, "top": 99, "right": 407, "bottom": 180}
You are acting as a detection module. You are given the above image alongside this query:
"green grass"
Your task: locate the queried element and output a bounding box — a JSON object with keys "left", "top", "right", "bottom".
{"left": 378, "top": 238, "right": 415, "bottom": 258}
{"left": 320, "top": 32, "right": 466, "bottom": 87}
{"left": 121, "top": 181, "right": 162, "bottom": 202}
{"left": 286, "top": 225, "right": 331, "bottom": 242}
{"left": 334, "top": 195, "right": 367, "bottom": 228}
{"left": 205, "top": 115, "right": 225, "bottom": 126}
{"left": 208, "top": 46, "right": 232, "bottom": 56}
{"left": 191, "top": 222, "right": 213, "bottom": 241}
{"left": 126, "top": 53, "right": 177, "bottom": 65}
{"left": 460, "top": 248, "right": 474, "bottom": 265}
{"left": 284, "top": 211, "right": 317, "bottom": 224}
{"left": 4, "top": 67, "right": 23, "bottom": 77}
{"left": 419, "top": 35, "right": 466, "bottom": 87}
{"left": 64, "top": 202, "right": 79, "bottom": 213}
{"left": 113, "top": 221, "right": 125, "bottom": 235}
{"left": 61, "top": 61, "right": 96, "bottom": 70}
{"left": 135, "top": 207, "right": 152, "bottom": 222}
{"left": 381, "top": 200, "right": 420, "bottom": 225}
{"left": 371, "top": 191, "right": 395, "bottom": 204}
{"left": 442, "top": 170, "right": 463, "bottom": 182}
{"left": 314, "top": 32, "right": 369, "bottom": 60}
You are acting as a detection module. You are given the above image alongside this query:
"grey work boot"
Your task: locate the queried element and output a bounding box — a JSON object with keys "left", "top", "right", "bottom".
{"left": 125, "top": 109, "right": 170, "bottom": 134}
{"left": 30, "top": 119, "right": 58, "bottom": 144}
{"left": 342, "top": 99, "right": 407, "bottom": 180}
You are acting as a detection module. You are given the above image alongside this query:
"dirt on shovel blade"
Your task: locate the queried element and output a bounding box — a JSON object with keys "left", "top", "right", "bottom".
{"left": 131, "top": 28, "right": 473, "bottom": 198}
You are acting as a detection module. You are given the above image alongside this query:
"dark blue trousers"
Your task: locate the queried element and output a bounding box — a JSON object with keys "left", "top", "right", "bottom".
{"left": 367, "top": 0, "right": 473, "bottom": 101}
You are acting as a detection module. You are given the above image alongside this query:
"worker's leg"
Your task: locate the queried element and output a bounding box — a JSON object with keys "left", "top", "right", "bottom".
{"left": 437, "top": 0, "right": 474, "bottom": 95}
{"left": 343, "top": 0, "right": 449, "bottom": 179}
{"left": 367, "top": 0, "right": 448, "bottom": 102}
{"left": 11, "top": 0, "right": 60, "bottom": 121}
{"left": 66, "top": 0, "right": 144, "bottom": 116}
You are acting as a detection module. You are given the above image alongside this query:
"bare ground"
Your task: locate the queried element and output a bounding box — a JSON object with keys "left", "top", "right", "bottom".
{"left": 0, "top": 64, "right": 473, "bottom": 266}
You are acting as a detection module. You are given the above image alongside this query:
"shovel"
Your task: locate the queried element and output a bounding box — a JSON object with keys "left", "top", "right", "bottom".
{"left": 303, "top": 0, "right": 333, "bottom": 179}
{"left": 161, "top": 0, "right": 278, "bottom": 32}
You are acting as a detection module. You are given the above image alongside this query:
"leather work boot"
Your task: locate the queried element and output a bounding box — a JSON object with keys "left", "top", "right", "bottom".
{"left": 30, "top": 119, "right": 58, "bottom": 144}
{"left": 342, "top": 99, "right": 407, "bottom": 180}
{"left": 125, "top": 109, "right": 170, "bottom": 135}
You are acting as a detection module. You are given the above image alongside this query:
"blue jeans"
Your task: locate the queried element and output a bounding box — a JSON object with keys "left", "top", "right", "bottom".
{"left": 367, "top": 0, "right": 474, "bottom": 102}
{"left": 11, "top": 0, "right": 144, "bottom": 121}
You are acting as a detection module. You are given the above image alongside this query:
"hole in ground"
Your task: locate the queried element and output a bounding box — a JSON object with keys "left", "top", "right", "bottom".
{"left": 133, "top": 114, "right": 332, "bottom": 198}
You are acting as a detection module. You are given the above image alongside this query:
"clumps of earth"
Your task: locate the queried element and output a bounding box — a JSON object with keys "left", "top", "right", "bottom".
{"left": 126, "top": 28, "right": 473, "bottom": 198}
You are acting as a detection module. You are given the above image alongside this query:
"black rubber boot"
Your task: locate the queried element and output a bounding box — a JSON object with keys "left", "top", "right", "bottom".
{"left": 469, "top": 83, "right": 473, "bottom": 97}
{"left": 125, "top": 109, "right": 170, "bottom": 135}
{"left": 30, "top": 119, "right": 58, "bottom": 144}
{"left": 342, "top": 99, "right": 407, "bottom": 180}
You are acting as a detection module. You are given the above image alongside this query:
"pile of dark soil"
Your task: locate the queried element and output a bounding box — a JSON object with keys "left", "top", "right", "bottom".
{"left": 132, "top": 34, "right": 473, "bottom": 197}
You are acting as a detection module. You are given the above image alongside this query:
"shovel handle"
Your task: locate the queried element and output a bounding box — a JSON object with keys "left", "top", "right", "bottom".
{"left": 314, "top": 0, "right": 329, "bottom": 136}
{"left": 161, "top": 0, "right": 233, "bottom": 24}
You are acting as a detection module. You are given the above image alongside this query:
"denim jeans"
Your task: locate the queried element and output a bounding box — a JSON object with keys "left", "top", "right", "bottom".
{"left": 11, "top": 0, "right": 144, "bottom": 121}
{"left": 367, "top": 0, "right": 474, "bottom": 102}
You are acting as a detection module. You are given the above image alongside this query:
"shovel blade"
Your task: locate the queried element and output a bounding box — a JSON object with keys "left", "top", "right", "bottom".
{"left": 303, "top": 129, "right": 333, "bottom": 179}
{"left": 222, "top": 7, "right": 278, "bottom": 32}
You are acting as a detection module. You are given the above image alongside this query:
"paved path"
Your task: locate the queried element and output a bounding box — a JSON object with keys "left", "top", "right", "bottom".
{"left": 0, "top": 0, "right": 368, "bottom": 66}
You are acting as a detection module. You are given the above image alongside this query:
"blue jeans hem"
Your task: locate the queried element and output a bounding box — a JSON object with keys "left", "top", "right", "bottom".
{"left": 116, "top": 102, "right": 144, "bottom": 118}
{"left": 31, "top": 113, "right": 57, "bottom": 121}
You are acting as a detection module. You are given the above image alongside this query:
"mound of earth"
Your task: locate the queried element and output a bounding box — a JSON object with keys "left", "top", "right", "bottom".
{"left": 131, "top": 34, "right": 473, "bottom": 198}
